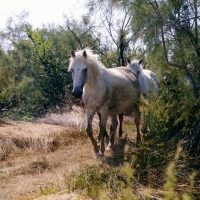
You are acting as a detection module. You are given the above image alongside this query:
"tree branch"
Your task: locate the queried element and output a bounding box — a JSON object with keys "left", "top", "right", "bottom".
{"left": 66, "top": 25, "right": 84, "bottom": 50}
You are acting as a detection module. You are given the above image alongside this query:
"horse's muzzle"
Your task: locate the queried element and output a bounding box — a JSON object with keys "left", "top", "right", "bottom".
{"left": 72, "top": 87, "right": 83, "bottom": 99}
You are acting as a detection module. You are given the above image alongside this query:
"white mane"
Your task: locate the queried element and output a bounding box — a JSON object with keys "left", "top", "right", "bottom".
{"left": 68, "top": 48, "right": 106, "bottom": 74}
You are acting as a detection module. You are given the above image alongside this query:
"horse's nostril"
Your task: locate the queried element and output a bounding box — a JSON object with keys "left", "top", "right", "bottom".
{"left": 72, "top": 88, "right": 83, "bottom": 99}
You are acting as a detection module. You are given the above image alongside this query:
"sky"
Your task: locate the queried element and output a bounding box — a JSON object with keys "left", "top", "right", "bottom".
{"left": 0, "top": 0, "right": 88, "bottom": 29}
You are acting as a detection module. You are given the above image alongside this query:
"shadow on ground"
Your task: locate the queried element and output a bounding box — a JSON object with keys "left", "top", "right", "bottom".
{"left": 105, "top": 134, "right": 136, "bottom": 167}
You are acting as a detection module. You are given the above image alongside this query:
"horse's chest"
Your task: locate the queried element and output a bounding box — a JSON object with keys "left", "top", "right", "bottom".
{"left": 82, "top": 95, "right": 103, "bottom": 112}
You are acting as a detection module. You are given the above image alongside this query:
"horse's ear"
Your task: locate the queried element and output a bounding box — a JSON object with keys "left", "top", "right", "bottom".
{"left": 139, "top": 58, "right": 143, "bottom": 65}
{"left": 83, "top": 50, "right": 87, "bottom": 58}
{"left": 71, "top": 50, "right": 76, "bottom": 57}
{"left": 127, "top": 58, "right": 131, "bottom": 64}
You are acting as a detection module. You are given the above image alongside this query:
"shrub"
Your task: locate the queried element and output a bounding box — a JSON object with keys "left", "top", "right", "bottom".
{"left": 133, "top": 68, "right": 200, "bottom": 191}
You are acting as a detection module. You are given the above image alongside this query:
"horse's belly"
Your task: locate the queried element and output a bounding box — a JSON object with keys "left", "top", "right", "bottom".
{"left": 83, "top": 83, "right": 139, "bottom": 114}
{"left": 108, "top": 106, "right": 131, "bottom": 115}
{"left": 108, "top": 97, "right": 136, "bottom": 115}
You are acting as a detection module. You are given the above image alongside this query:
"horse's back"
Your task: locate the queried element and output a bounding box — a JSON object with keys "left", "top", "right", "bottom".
{"left": 106, "top": 67, "right": 140, "bottom": 115}
{"left": 109, "top": 67, "right": 138, "bottom": 86}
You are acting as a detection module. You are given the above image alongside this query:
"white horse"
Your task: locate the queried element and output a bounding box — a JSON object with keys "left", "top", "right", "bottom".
{"left": 68, "top": 48, "right": 141, "bottom": 156}
{"left": 127, "top": 58, "right": 158, "bottom": 100}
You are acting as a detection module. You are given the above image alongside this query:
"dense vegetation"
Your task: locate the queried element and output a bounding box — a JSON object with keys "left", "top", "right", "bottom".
{"left": 0, "top": 0, "right": 200, "bottom": 198}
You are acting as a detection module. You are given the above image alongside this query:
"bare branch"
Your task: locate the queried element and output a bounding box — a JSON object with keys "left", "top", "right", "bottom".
{"left": 66, "top": 25, "right": 84, "bottom": 50}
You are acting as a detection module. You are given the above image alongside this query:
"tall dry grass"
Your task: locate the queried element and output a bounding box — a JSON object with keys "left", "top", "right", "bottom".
{"left": 0, "top": 122, "right": 72, "bottom": 155}
{"left": 37, "top": 106, "right": 100, "bottom": 131}
{"left": 0, "top": 106, "right": 101, "bottom": 159}
{"left": 0, "top": 107, "right": 101, "bottom": 200}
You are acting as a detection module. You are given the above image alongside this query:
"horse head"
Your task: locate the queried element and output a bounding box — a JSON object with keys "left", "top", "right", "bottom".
{"left": 69, "top": 49, "right": 88, "bottom": 99}
{"left": 127, "top": 58, "right": 143, "bottom": 76}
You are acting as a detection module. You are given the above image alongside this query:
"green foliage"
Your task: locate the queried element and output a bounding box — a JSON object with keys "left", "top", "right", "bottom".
{"left": 64, "top": 149, "right": 198, "bottom": 199}
{"left": 164, "top": 147, "right": 181, "bottom": 200}
{"left": 40, "top": 186, "right": 57, "bottom": 196}
{"left": 66, "top": 165, "right": 139, "bottom": 200}
{"left": 1, "top": 76, "right": 47, "bottom": 119}
{"left": 133, "top": 69, "right": 200, "bottom": 189}
{"left": 0, "top": 33, "right": 48, "bottom": 119}
{"left": 16, "top": 76, "right": 47, "bottom": 117}
{"left": 163, "top": 146, "right": 196, "bottom": 200}
{"left": 129, "top": 0, "right": 200, "bottom": 94}
{"left": 0, "top": 67, "right": 15, "bottom": 101}
{"left": 0, "top": 14, "right": 102, "bottom": 119}
{"left": 148, "top": 69, "right": 198, "bottom": 142}
{"left": 0, "top": 50, "right": 17, "bottom": 116}
{"left": 26, "top": 27, "right": 72, "bottom": 109}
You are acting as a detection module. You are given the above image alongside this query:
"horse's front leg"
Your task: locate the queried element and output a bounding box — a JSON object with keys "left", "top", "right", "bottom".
{"left": 98, "top": 109, "right": 108, "bottom": 156}
{"left": 86, "top": 109, "right": 99, "bottom": 153}
{"left": 107, "top": 115, "right": 118, "bottom": 151}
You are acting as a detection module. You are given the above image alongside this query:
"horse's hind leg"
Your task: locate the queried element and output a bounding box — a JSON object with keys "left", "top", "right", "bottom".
{"left": 133, "top": 106, "right": 142, "bottom": 147}
{"left": 118, "top": 114, "right": 124, "bottom": 137}
{"left": 86, "top": 109, "right": 99, "bottom": 153}
{"left": 107, "top": 116, "right": 118, "bottom": 151}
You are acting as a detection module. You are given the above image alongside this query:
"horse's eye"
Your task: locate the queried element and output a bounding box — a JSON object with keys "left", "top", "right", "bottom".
{"left": 83, "top": 68, "right": 87, "bottom": 73}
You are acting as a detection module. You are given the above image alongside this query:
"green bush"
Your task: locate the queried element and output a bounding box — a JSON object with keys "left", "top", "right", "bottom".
{"left": 134, "top": 68, "right": 200, "bottom": 187}
{"left": 2, "top": 76, "right": 47, "bottom": 119}
{"left": 66, "top": 164, "right": 139, "bottom": 200}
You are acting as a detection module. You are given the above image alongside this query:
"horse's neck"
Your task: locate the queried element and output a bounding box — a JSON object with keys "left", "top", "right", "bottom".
{"left": 83, "top": 63, "right": 108, "bottom": 108}
{"left": 138, "top": 72, "right": 148, "bottom": 93}
{"left": 85, "top": 62, "right": 106, "bottom": 89}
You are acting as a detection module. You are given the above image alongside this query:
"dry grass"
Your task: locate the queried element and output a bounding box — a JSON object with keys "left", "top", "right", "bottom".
{"left": 0, "top": 105, "right": 137, "bottom": 200}
{"left": 0, "top": 107, "right": 104, "bottom": 200}
{"left": 0, "top": 107, "right": 143, "bottom": 200}
{"left": 1, "top": 106, "right": 197, "bottom": 199}
{"left": 37, "top": 106, "right": 100, "bottom": 131}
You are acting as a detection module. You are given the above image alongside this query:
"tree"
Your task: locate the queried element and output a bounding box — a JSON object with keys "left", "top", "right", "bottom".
{"left": 86, "top": 0, "right": 137, "bottom": 66}
{"left": 126, "top": 0, "right": 200, "bottom": 161}
{"left": 0, "top": 12, "right": 39, "bottom": 118}
{"left": 0, "top": 10, "right": 31, "bottom": 51}
{"left": 63, "top": 17, "right": 101, "bottom": 51}
{"left": 129, "top": 0, "right": 200, "bottom": 96}
{"left": 26, "top": 27, "right": 71, "bottom": 109}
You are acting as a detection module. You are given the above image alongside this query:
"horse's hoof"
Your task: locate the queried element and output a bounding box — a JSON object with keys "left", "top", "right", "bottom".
{"left": 119, "top": 132, "right": 123, "bottom": 137}
{"left": 96, "top": 152, "right": 104, "bottom": 159}
{"left": 106, "top": 145, "right": 112, "bottom": 151}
